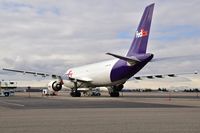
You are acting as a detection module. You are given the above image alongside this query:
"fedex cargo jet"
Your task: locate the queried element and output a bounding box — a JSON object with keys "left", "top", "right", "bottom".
{"left": 3, "top": 3, "right": 196, "bottom": 97}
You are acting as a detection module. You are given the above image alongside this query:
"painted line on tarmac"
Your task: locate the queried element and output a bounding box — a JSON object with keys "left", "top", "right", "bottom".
{"left": 0, "top": 101, "right": 25, "bottom": 107}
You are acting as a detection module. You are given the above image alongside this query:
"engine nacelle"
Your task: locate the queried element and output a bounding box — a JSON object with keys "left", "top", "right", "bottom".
{"left": 48, "top": 81, "right": 62, "bottom": 92}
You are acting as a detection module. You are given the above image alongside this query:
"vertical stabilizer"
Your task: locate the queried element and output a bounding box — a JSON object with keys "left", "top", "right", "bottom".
{"left": 126, "top": 3, "right": 154, "bottom": 56}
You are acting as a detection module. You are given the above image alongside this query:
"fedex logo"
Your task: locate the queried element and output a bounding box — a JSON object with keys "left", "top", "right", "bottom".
{"left": 66, "top": 70, "right": 73, "bottom": 78}
{"left": 135, "top": 29, "right": 148, "bottom": 38}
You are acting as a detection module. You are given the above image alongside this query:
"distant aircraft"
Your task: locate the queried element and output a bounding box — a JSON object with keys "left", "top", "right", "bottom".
{"left": 3, "top": 3, "right": 197, "bottom": 97}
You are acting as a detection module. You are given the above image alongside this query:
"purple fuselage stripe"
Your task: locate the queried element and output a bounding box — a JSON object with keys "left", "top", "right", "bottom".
{"left": 110, "top": 54, "right": 153, "bottom": 82}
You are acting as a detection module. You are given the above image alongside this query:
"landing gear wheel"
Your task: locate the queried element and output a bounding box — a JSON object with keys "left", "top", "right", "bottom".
{"left": 109, "top": 92, "right": 119, "bottom": 97}
{"left": 70, "top": 80, "right": 81, "bottom": 97}
{"left": 70, "top": 91, "right": 81, "bottom": 97}
{"left": 4, "top": 92, "right": 10, "bottom": 97}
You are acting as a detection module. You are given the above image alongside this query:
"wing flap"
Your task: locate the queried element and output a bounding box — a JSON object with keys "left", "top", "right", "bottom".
{"left": 133, "top": 72, "right": 197, "bottom": 80}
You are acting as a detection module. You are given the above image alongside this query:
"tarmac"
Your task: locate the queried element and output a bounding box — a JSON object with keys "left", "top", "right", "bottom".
{"left": 0, "top": 91, "right": 200, "bottom": 133}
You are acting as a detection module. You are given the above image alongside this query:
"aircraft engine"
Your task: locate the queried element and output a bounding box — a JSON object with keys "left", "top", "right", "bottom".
{"left": 48, "top": 81, "right": 62, "bottom": 92}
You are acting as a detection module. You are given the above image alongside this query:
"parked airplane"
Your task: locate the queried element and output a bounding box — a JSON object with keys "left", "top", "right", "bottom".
{"left": 3, "top": 3, "right": 196, "bottom": 97}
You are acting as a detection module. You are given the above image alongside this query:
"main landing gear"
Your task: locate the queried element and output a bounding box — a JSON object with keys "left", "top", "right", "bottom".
{"left": 70, "top": 91, "right": 81, "bottom": 97}
{"left": 109, "top": 84, "right": 124, "bottom": 97}
{"left": 109, "top": 92, "right": 119, "bottom": 97}
{"left": 70, "top": 80, "right": 81, "bottom": 97}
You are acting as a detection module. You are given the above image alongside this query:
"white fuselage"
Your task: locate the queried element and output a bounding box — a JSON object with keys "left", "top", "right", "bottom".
{"left": 63, "top": 59, "right": 124, "bottom": 88}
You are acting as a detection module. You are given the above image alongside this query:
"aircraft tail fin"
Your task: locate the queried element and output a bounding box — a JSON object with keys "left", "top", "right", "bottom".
{"left": 126, "top": 3, "right": 154, "bottom": 56}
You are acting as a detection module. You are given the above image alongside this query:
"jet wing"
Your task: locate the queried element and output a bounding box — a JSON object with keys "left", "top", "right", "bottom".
{"left": 2, "top": 68, "right": 62, "bottom": 79}
{"left": 69, "top": 77, "right": 92, "bottom": 82}
{"left": 133, "top": 72, "right": 198, "bottom": 80}
{"left": 3, "top": 68, "right": 92, "bottom": 83}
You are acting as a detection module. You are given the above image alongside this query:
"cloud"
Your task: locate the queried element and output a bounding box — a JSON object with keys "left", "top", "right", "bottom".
{"left": 0, "top": 0, "right": 200, "bottom": 87}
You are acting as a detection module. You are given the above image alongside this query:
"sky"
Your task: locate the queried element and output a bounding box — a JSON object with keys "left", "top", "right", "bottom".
{"left": 0, "top": 0, "right": 200, "bottom": 88}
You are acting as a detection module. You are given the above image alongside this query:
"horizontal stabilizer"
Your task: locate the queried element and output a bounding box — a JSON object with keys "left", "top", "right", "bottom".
{"left": 106, "top": 52, "right": 140, "bottom": 65}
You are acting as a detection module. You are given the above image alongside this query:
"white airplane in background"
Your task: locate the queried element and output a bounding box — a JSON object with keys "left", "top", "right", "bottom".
{"left": 3, "top": 3, "right": 197, "bottom": 97}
